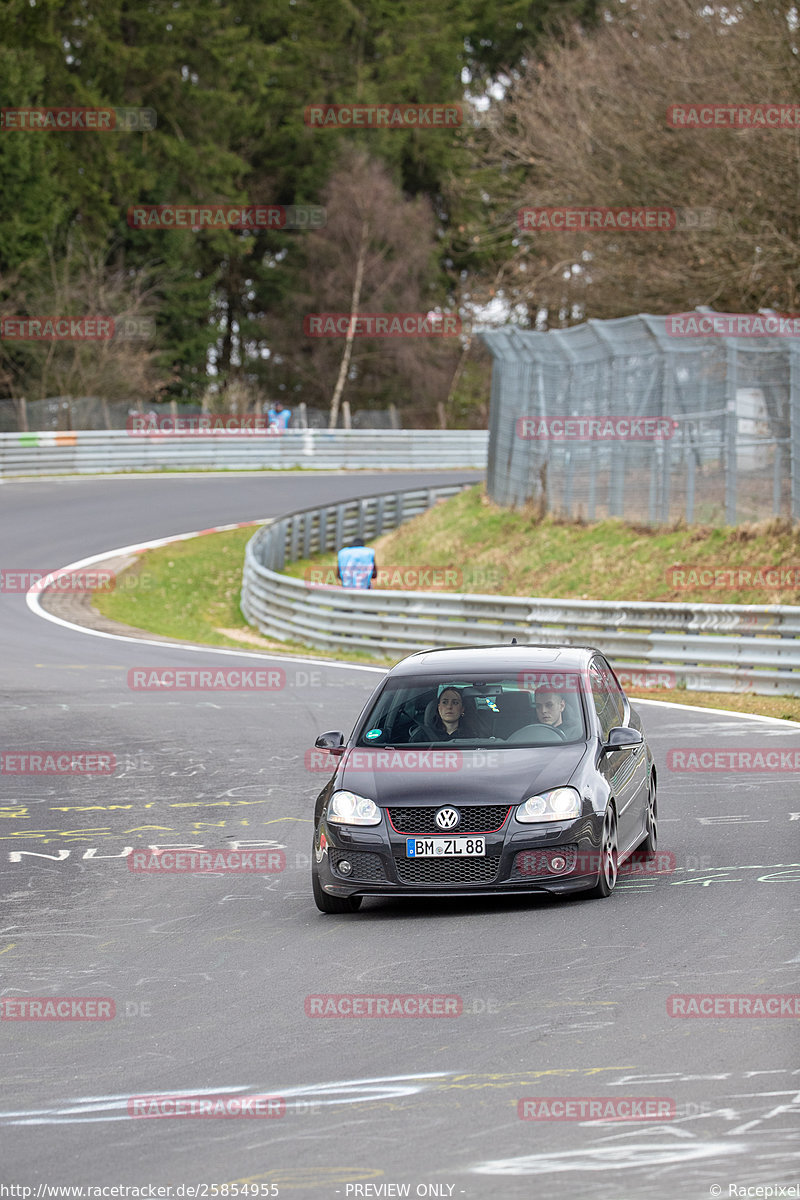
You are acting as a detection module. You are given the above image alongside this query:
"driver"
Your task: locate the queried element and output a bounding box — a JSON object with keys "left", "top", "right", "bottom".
{"left": 534, "top": 687, "right": 582, "bottom": 738}
{"left": 413, "top": 685, "right": 479, "bottom": 741}
{"left": 534, "top": 688, "right": 566, "bottom": 727}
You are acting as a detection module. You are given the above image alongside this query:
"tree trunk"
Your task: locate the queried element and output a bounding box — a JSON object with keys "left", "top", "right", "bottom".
{"left": 328, "top": 218, "right": 368, "bottom": 430}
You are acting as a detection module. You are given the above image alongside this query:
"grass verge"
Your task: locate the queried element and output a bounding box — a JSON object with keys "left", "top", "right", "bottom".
{"left": 91, "top": 500, "right": 800, "bottom": 722}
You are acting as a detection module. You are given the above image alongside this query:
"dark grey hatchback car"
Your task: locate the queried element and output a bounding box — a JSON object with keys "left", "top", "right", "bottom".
{"left": 311, "top": 644, "right": 657, "bottom": 912}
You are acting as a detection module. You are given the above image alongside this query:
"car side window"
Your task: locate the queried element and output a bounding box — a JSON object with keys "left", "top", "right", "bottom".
{"left": 589, "top": 660, "right": 625, "bottom": 740}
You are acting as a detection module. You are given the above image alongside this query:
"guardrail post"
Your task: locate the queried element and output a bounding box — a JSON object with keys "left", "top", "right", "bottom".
{"left": 302, "top": 510, "right": 312, "bottom": 558}
{"left": 394, "top": 492, "right": 404, "bottom": 530}
{"left": 357, "top": 497, "right": 366, "bottom": 542}
{"left": 334, "top": 505, "right": 344, "bottom": 549}
{"left": 275, "top": 520, "right": 288, "bottom": 570}
{"left": 289, "top": 514, "right": 300, "bottom": 562}
{"left": 375, "top": 495, "right": 386, "bottom": 536}
{"left": 318, "top": 508, "right": 330, "bottom": 553}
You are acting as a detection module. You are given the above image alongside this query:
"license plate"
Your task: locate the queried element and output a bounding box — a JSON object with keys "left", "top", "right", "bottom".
{"left": 406, "top": 837, "right": 485, "bottom": 858}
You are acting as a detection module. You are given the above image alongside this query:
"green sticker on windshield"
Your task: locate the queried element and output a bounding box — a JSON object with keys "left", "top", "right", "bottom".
{"left": 365, "top": 728, "right": 382, "bottom": 740}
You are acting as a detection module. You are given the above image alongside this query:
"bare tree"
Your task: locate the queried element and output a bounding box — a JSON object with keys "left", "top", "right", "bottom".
{"left": 271, "top": 149, "right": 461, "bottom": 427}
{"left": 0, "top": 237, "right": 165, "bottom": 428}
{"left": 477, "top": 0, "right": 800, "bottom": 322}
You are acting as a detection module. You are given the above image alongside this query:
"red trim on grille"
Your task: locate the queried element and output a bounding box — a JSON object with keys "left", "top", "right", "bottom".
{"left": 387, "top": 807, "right": 512, "bottom": 835}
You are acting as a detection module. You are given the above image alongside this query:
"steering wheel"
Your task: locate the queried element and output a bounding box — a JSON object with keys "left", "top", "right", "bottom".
{"left": 506, "top": 722, "right": 568, "bottom": 744}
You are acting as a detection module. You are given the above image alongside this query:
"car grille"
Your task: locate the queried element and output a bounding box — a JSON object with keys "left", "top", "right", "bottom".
{"left": 330, "top": 849, "right": 386, "bottom": 882}
{"left": 394, "top": 852, "right": 502, "bottom": 886}
{"left": 387, "top": 805, "right": 511, "bottom": 835}
{"left": 508, "top": 844, "right": 579, "bottom": 881}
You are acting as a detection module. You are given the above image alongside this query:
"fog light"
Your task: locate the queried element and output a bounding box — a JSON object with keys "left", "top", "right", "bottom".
{"left": 549, "top": 855, "right": 567, "bottom": 873}
{"left": 337, "top": 859, "right": 353, "bottom": 876}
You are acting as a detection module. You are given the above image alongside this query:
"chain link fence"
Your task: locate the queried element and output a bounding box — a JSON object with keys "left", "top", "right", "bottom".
{"left": 0, "top": 397, "right": 400, "bottom": 433}
{"left": 481, "top": 312, "right": 799, "bottom": 524}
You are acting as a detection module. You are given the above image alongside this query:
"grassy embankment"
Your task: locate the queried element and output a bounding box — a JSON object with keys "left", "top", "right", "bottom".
{"left": 94, "top": 485, "right": 800, "bottom": 721}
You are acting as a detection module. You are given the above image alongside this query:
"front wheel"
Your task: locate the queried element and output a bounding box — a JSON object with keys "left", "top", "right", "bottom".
{"left": 585, "top": 807, "right": 618, "bottom": 899}
{"left": 312, "top": 865, "right": 363, "bottom": 914}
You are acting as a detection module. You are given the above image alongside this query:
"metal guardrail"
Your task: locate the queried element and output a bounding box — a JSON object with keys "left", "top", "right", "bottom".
{"left": 0, "top": 429, "right": 488, "bottom": 476}
{"left": 241, "top": 484, "right": 800, "bottom": 697}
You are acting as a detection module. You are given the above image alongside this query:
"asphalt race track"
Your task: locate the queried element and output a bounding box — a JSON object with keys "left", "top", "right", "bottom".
{"left": 1, "top": 472, "right": 798, "bottom": 1199}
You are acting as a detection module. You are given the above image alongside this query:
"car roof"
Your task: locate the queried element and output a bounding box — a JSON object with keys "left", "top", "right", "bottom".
{"left": 388, "top": 644, "right": 602, "bottom": 678}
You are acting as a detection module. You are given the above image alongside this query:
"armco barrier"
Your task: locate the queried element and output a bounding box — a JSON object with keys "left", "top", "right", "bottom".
{"left": 241, "top": 485, "right": 800, "bottom": 697}
{"left": 0, "top": 429, "right": 488, "bottom": 476}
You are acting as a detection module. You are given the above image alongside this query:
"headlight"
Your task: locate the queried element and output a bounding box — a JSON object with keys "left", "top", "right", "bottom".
{"left": 517, "top": 787, "right": 581, "bottom": 823}
{"left": 328, "top": 790, "right": 381, "bottom": 826}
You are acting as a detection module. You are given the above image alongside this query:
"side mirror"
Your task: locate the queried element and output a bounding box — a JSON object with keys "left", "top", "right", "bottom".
{"left": 315, "top": 731, "right": 346, "bottom": 758}
{"left": 602, "top": 726, "right": 643, "bottom": 753}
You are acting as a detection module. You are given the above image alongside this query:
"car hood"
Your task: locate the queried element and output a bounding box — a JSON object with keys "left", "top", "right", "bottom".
{"left": 336, "top": 743, "right": 590, "bottom": 806}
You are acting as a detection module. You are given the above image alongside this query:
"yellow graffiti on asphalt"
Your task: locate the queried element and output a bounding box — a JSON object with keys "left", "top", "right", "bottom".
{"left": 436, "top": 1067, "right": 636, "bottom": 1089}
{"left": 0, "top": 813, "right": 312, "bottom": 844}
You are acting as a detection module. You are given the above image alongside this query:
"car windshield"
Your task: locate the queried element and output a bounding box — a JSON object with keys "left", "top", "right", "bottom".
{"left": 354, "top": 671, "right": 587, "bottom": 748}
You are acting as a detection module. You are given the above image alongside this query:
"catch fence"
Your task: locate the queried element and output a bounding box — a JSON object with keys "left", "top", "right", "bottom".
{"left": 481, "top": 312, "right": 799, "bottom": 524}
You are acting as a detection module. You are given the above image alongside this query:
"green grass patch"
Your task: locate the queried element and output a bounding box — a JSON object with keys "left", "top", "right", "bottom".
{"left": 287, "top": 483, "right": 800, "bottom": 605}
{"left": 92, "top": 526, "right": 394, "bottom": 666}
{"left": 92, "top": 489, "right": 800, "bottom": 722}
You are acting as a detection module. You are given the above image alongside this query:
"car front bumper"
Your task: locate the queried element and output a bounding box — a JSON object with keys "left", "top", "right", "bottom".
{"left": 314, "top": 810, "right": 607, "bottom": 898}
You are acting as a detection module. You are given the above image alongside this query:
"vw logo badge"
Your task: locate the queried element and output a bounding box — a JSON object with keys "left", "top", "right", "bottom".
{"left": 435, "top": 806, "right": 460, "bottom": 831}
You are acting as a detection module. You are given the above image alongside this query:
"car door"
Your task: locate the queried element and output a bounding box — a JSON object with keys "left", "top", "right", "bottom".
{"left": 589, "top": 657, "right": 648, "bottom": 855}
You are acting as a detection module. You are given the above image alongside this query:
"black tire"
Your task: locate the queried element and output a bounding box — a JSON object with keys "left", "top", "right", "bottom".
{"left": 640, "top": 776, "right": 658, "bottom": 860}
{"left": 312, "top": 865, "right": 362, "bottom": 914}
{"left": 584, "top": 807, "right": 618, "bottom": 899}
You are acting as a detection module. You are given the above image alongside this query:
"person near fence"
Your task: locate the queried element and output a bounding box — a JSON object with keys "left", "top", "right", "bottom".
{"left": 337, "top": 538, "right": 377, "bottom": 589}
{"left": 265, "top": 400, "right": 291, "bottom": 430}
